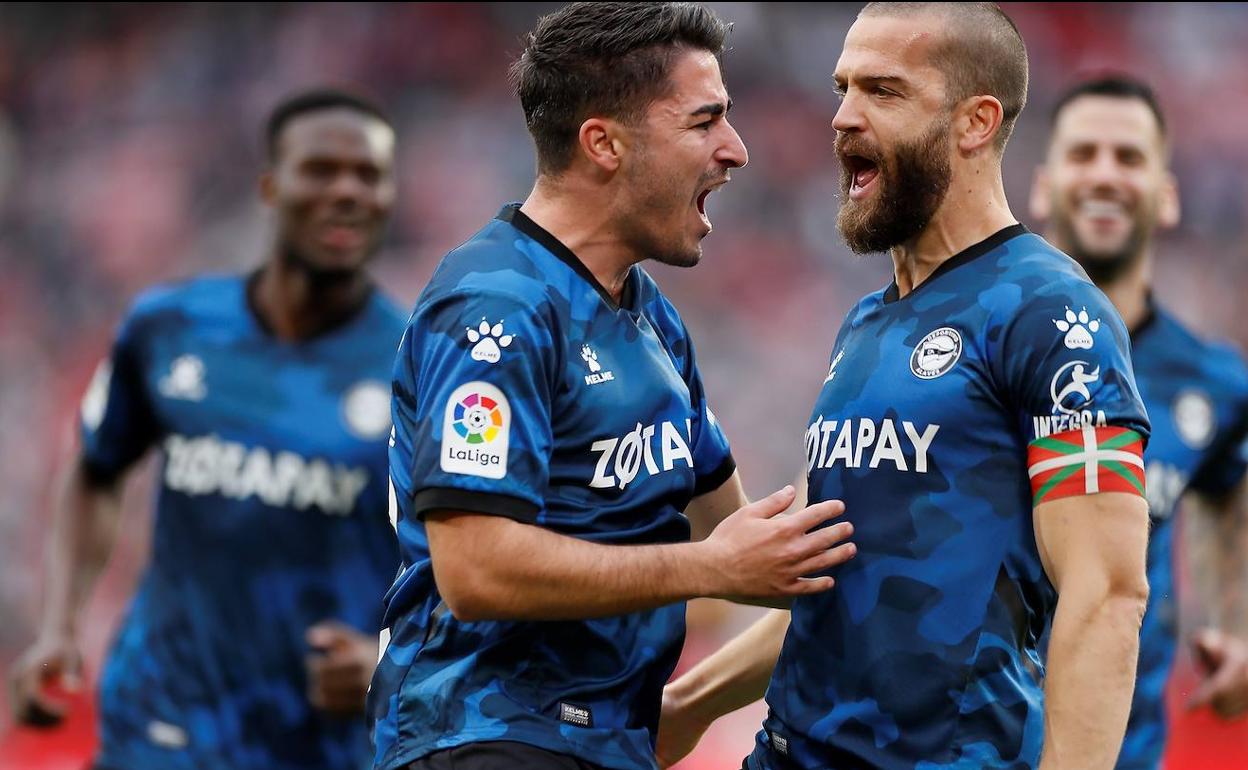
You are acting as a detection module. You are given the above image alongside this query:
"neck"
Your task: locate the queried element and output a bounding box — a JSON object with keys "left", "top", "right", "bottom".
{"left": 520, "top": 175, "right": 637, "bottom": 303}
{"left": 890, "top": 163, "right": 1017, "bottom": 298}
{"left": 1090, "top": 251, "right": 1153, "bottom": 332}
{"left": 251, "top": 256, "right": 371, "bottom": 341}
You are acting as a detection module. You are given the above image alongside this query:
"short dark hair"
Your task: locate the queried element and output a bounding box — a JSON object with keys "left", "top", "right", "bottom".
{"left": 862, "top": 2, "right": 1029, "bottom": 152}
{"left": 264, "top": 88, "right": 392, "bottom": 162}
{"left": 1049, "top": 74, "right": 1167, "bottom": 142}
{"left": 510, "top": 2, "right": 731, "bottom": 175}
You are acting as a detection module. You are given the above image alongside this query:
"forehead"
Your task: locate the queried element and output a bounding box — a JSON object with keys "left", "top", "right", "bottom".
{"left": 648, "top": 48, "right": 727, "bottom": 117}
{"left": 1051, "top": 95, "right": 1163, "bottom": 152}
{"left": 835, "top": 14, "right": 945, "bottom": 89}
{"left": 277, "top": 108, "right": 395, "bottom": 162}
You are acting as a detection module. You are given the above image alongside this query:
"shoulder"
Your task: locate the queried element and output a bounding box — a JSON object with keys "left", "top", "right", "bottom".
{"left": 1149, "top": 307, "right": 1248, "bottom": 397}
{"left": 121, "top": 273, "right": 244, "bottom": 337}
{"left": 366, "top": 289, "right": 413, "bottom": 336}
{"left": 422, "top": 213, "right": 562, "bottom": 307}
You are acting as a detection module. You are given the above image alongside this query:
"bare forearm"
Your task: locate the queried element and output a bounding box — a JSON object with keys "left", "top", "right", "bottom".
{"left": 666, "top": 608, "right": 789, "bottom": 721}
{"left": 1185, "top": 483, "right": 1248, "bottom": 636}
{"left": 1040, "top": 593, "right": 1146, "bottom": 770}
{"left": 40, "top": 460, "right": 124, "bottom": 637}
{"left": 431, "top": 514, "right": 716, "bottom": 621}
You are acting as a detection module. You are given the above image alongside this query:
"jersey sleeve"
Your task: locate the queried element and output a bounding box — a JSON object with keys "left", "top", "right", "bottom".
{"left": 79, "top": 306, "right": 161, "bottom": 482}
{"left": 394, "top": 290, "right": 557, "bottom": 523}
{"left": 1188, "top": 356, "right": 1248, "bottom": 498}
{"left": 997, "top": 281, "right": 1151, "bottom": 506}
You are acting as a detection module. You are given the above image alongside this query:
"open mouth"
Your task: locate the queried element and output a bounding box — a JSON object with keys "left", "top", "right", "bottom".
{"left": 843, "top": 154, "right": 880, "bottom": 198}
{"left": 1078, "top": 198, "right": 1129, "bottom": 226}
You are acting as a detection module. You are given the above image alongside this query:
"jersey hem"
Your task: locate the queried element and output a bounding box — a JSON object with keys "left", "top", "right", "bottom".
{"left": 380, "top": 730, "right": 653, "bottom": 770}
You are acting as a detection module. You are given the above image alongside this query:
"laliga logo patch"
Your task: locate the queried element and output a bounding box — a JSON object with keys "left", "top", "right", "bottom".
{"left": 1050, "top": 360, "right": 1100, "bottom": 415}
{"left": 1173, "top": 389, "right": 1215, "bottom": 449}
{"left": 441, "top": 381, "right": 510, "bottom": 479}
{"left": 81, "top": 358, "right": 113, "bottom": 431}
{"left": 910, "top": 327, "right": 962, "bottom": 379}
{"left": 466, "top": 318, "right": 513, "bottom": 364}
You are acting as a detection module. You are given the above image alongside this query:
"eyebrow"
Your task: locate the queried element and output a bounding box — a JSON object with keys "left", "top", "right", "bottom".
{"left": 690, "top": 98, "right": 732, "bottom": 118}
{"left": 833, "top": 73, "right": 910, "bottom": 93}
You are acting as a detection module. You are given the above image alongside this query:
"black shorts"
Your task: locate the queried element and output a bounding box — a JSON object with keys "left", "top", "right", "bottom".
{"left": 404, "top": 741, "right": 607, "bottom": 770}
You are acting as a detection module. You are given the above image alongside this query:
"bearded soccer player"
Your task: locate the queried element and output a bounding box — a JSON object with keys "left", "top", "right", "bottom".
{"left": 658, "top": 4, "right": 1153, "bottom": 769}
{"left": 1030, "top": 74, "right": 1248, "bottom": 769}
{"left": 7, "top": 90, "right": 405, "bottom": 770}
{"left": 368, "top": 4, "right": 858, "bottom": 770}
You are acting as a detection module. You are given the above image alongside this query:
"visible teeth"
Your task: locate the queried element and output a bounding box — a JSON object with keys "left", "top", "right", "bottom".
{"left": 1081, "top": 199, "right": 1125, "bottom": 217}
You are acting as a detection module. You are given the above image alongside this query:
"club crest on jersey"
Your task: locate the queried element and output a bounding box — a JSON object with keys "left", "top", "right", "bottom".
{"left": 441, "top": 381, "right": 510, "bottom": 479}
{"left": 158, "top": 354, "right": 207, "bottom": 401}
{"left": 910, "top": 327, "right": 962, "bottom": 379}
{"left": 1053, "top": 306, "right": 1100, "bottom": 350}
{"left": 1173, "top": 389, "right": 1215, "bottom": 449}
{"left": 466, "top": 319, "right": 513, "bottom": 364}
{"left": 341, "top": 380, "right": 392, "bottom": 440}
{"left": 581, "top": 344, "right": 615, "bottom": 385}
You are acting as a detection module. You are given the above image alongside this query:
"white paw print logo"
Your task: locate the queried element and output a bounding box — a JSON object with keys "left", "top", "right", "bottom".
{"left": 466, "top": 319, "right": 514, "bottom": 364}
{"left": 1053, "top": 306, "right": 1101, "bottom": 350}
{"left": 581, "top": 344, "right": 602, "bottom": 373}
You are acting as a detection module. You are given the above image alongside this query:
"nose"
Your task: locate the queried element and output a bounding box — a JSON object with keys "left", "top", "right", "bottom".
{"left": 327, "top": 170, "right": 370, "bottom": 206}
{"left": 831, "top": 90, "right": 865, "bottom": 134}
{"left": 1084, "top": 148, "right": 1124, "bottom": 188}
{"left": 716, "top": 119, "right": 749, "bottom": 169}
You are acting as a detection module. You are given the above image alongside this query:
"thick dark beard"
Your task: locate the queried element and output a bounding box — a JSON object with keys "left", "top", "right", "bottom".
{"left": 837, "top": 118, "right": 952, "bottom": 255}
{"left": 1052, "top": 208, "right": 1149, "bottom": 285}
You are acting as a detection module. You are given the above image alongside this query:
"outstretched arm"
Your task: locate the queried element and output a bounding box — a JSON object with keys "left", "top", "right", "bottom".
{"left": 8, "top": 454, "right": 127, "bottom": 725}
{"left": 657, "top": 608, "right": 791, "bottom": 768}
{"left": 1184, "top": 476, "right": 1248, "bottom": 718}
{"left": 427, "top": 479, "right": 854, "bottom": 622}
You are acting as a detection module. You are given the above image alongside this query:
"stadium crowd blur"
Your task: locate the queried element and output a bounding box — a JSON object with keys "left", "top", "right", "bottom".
{"left": 2, "top": 3, "right": 1247, "bottom": 768}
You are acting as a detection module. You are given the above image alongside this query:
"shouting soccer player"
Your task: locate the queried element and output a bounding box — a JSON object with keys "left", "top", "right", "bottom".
{"left": 660, "top": 4, "right": 1152, "bottom": 769}
{"left": 1031, "top": 73, "right": 1248, "bottom": 769}
{"left": 368, "top": 3, "right": 857, "bottom": 770}
{"left": 8, "top": 89, "right": 405, "bottom": 770}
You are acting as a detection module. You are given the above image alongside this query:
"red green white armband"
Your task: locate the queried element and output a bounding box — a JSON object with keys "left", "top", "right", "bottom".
{"left": 1027, "top": 426, "right": 1146, "bottom": 506}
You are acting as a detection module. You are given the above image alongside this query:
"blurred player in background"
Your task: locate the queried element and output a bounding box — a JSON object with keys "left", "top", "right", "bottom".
{"left": 368, "top": 3, "right": 857, "bottom": 770}
{"left": 7, "top": 89, "right": 405, "bottom": 770}
{"left": 1030, "top": 73, "right": 1248, "bottom": 768}
{"left": 661, "top": 4, "right": 1153, "bottom": 769}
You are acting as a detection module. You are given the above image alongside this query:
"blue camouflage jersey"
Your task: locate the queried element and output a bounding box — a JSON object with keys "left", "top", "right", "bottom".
{"left": 369, "top": 204, "right": 735, "bottom": 770}
{"left": 80, "top": 274, "right": 404, "bottom": 770}
{"left": 750, "top": 225, "right": 1151, "bottom": 770}
{"left": 1115, "top": 302, "right": 1248, "bottom": 770}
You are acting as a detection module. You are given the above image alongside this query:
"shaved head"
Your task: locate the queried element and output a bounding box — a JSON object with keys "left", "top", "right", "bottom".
{"left": 861, "top": 2, "right": 1028, "bottom": 151}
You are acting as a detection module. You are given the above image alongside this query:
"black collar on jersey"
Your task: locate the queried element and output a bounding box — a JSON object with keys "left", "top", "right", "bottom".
{"left": 497, "top": 203, "right": 636, "bottom": 312}
{"left": 1128, "top": 292, "right": 1159, "bottom": 343}
{"left": 883, "top": 223, "right": 1029, "bottom": 304}
{"left": 243, "top": 268, "right": 376, "bottom": 341}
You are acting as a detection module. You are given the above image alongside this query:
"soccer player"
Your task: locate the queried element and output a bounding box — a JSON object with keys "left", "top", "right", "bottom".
{"left": 1030, "top": 74, "right": 1248, "bottom": 768}
{"left": 659, "top": 4, "right": 1153, "bottom": 769}
{"left": 7, "top": 89, "right": 406, "bottom": 770}
{"left": 368, "top": 3, "right": 857, "bottom": 770}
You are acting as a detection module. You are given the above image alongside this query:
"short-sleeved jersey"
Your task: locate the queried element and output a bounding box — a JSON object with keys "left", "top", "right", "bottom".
{"left": 369, "top": 204, "right": 734, "bottom": 770}
{"left": 750, "top": 226, "right": 1150, "bottom": 770}
{"left": 1115, "top": 304, "right": 1248, "bottom": 770}
{"left": 81, "top": 274, "right": 404, "bottom": 770}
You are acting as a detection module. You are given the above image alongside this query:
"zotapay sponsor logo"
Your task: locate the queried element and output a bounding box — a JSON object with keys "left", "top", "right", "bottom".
{"left": 805, "top": 416, "right": 940, "bottom": 473}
